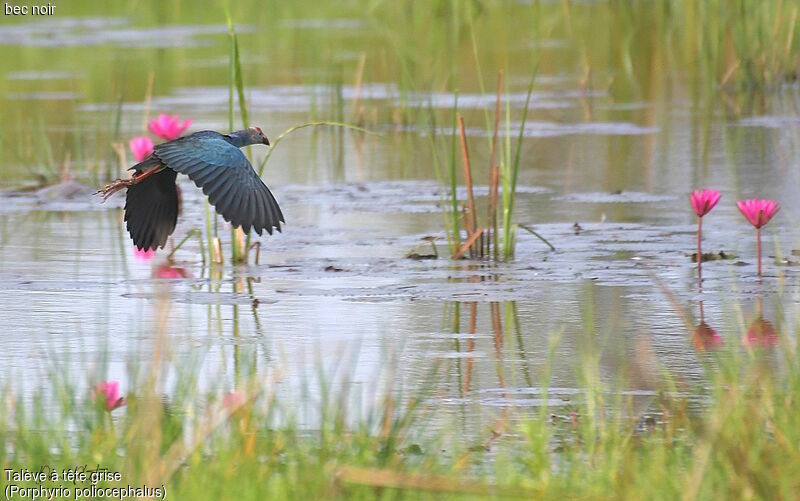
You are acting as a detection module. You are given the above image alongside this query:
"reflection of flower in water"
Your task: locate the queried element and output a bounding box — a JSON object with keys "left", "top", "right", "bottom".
{"left": 134, "top": 246, "right": 155, "bottom": 261}
{"left": 743, "top": 316, "right": 779, "bottom": 347}
{"left": 154, "top": 264, "right": 190, "bottom": 279}
{"left": 693, "top": 322, "right": 723, "bottom": 351}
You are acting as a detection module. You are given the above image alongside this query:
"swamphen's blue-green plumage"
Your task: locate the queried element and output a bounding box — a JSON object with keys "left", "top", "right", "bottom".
{"left": 123, "top": 127, "right": 283, "bottom": 251}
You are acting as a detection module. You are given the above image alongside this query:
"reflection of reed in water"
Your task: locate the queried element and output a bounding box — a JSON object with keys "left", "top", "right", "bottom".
{"left": 444, "top": 265, "right": 534, "bottom": 400}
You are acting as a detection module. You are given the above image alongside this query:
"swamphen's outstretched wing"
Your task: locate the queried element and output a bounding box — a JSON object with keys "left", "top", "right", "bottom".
{"left": 154, "top": 132, "right": 284, "bottom": 235}
{"left": 124, "top": 168, "right": 179, "bottom": 251}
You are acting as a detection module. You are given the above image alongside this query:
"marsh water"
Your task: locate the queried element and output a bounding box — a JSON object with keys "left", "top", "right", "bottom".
{"left": 1, "top": 5, "right": 799, "bottom": 432}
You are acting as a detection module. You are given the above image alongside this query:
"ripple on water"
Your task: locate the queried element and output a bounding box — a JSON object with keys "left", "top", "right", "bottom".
{"left": 553, "top": 191, "right": 678, "bottom": 203}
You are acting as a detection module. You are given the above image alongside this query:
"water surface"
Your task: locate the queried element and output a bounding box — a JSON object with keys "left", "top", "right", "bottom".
{"left": 1, "top": 5, "right": 799, "bottom": 432}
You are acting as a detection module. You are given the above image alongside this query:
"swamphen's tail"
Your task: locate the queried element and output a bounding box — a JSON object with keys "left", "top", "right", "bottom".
{"left": 124, "top": 168, "right": 179, "bottom": 251}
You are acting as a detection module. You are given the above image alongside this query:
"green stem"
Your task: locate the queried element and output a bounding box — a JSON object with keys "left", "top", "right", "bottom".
{"left": 502, "top": 60, "right": 539, "bottom": 259}
{"left": 756, "top": 226, "right": 762, "bottom": 277}
{"left": 167, "top": 229, "right": 205, "bottom": 264}
{"left": 255, "top": 121, "right": 374, "bottom": 178}
{"left": 518, "top": 224, "right": 555, "bottom": 251}
{"left": 697, "top": 216, "right": 703, "bottom": 283}
{"left": 245, "top": 121, "right": 374, "bottom": 255}
{"left": 205, "top": 200, "right": 214, "bottom": 265}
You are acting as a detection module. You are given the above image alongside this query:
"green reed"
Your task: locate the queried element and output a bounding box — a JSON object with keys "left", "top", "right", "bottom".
{"left": 430, "top": 65, "right": 549, "bottom": 262}
{"left": 428, "top": 93, "right": 462, "bottom": 256}
{"left": 500, "top": 63, "right": 538, "bottom": 260}
{"left": 225, "top": 3, "right": 248, "bottom": 264}
{"left": 222, "top": 4, "right": 373, "bottom": 266}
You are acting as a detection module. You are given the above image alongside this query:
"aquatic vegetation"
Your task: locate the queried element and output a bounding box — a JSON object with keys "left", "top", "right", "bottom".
{"left": 3, "top": 303, "right": 800, "bottom": 498}
{"left": 224, "top": 10, "right": 248, "bottom": 264}
{"left": 2, "top": 2, "right": 800, "bottom": 498}
{"left": 690, "top": 188, "right": 721, "bottom": 281}
{"left": 147, "top": 113, "right": 193, "bottom": 142}
{"left": 737, "top": 198, "right": 780, "bottom": 276}
{"left": 1, "top": 1, "right": 798, "bottom": 183}
{"left": 690, "top": 188, "right": 721, "bottom": 218}
{"left": 434, "top": 69, "right": 551, "bottom": 262}
{"left": 737, "top": 198, "right": 780, "bottom": 229}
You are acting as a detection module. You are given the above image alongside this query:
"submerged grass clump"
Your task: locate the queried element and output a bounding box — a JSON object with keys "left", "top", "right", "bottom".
{"left": 431, "top": 68, "right": 553, "bottom": 262}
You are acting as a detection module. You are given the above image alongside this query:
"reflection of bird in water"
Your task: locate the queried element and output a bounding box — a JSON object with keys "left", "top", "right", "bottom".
{"left": 98, "top": 127, "right": 284, "bottom": 251}
{"left": 154, "top": 264, "right": 190, "bottom": 279}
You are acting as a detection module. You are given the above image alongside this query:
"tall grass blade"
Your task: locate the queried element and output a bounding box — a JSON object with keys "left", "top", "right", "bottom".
{"left": 457, "top": 115, "right": 477, "bottom": 257}
{"left": 111, "top": 92, "right": 124, "bottom": 179}
{"left": 487, "top": 70, "right": 503, "bottom": 261}
{"left": 225, "top": 3, "right": 248, "bottom": 263}
{"left": 518, "top": 223, "right": 555, "bottom": 251}
{"left": 502, "top": 62, "right": 538, "bottom": 260}
{"left": 428, "top": 107, "right": 456, "bottom": 254}
{"left": 448, "top": 93, "right": 462, "bottom": 250}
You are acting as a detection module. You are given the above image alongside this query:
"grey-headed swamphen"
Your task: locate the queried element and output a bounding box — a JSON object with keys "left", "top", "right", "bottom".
{"left": 98, "top": 127, "right": 283, "bottom": 251}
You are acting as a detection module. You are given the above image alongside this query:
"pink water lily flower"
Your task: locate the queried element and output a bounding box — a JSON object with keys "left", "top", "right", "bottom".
{"left": 148, "top": 113, "right": 192, "bottom": 141}
{"left": 93, "top": 381, "right": 126, "bottom": 411}
{"left": 129, "top": 136, "right": 154, "bottom": 162}
{"left": 690, "top": 188, "right": 721, "bottom": 282}
{"left": 737, "top": 199, "right": 780, "bottom": 229}
{"left": 690, "top": 188, "right": 721, "bottom": 217}
{"left": 737, "top": 198, "right": 780, "bottom": 276}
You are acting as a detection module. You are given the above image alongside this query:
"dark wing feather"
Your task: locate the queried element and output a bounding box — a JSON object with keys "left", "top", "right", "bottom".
{"left": 124, "top": 168, "right": 179, "bottom": 251}
{"left": 153, "top": 132, "right": 283, "bottom": 235}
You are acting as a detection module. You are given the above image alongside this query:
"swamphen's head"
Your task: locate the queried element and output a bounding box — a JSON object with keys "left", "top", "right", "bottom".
{"left": 247, "top": 126, "right": 270, "bottom": 146}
